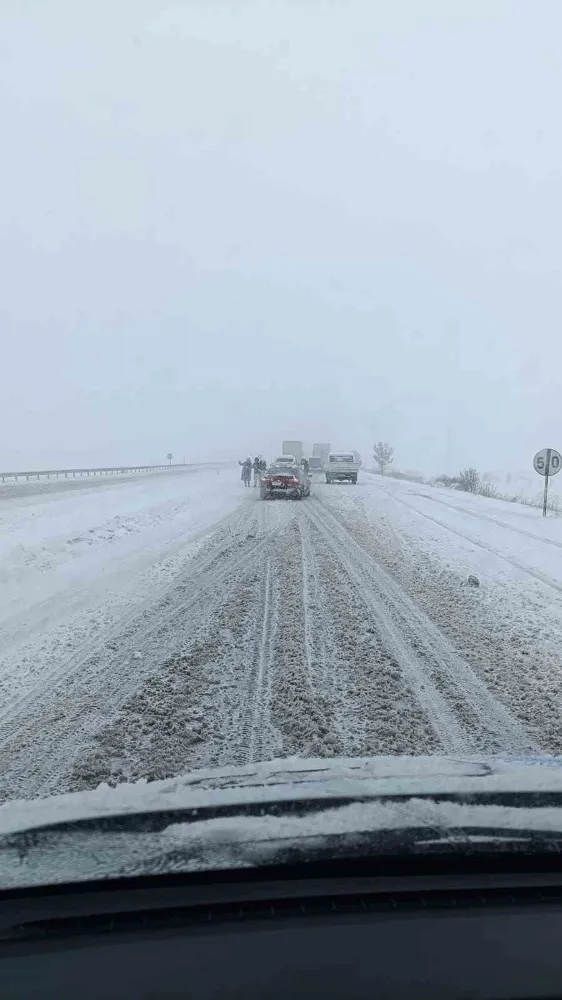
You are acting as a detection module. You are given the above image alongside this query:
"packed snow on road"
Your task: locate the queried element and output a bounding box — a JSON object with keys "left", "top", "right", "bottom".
{"left": 1, "top": 465, "right": 562, "bottom": 804}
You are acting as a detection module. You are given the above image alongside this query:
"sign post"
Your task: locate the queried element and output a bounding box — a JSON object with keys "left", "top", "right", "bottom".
{"left": 533, "top": 448, "right": 562, "bottom": 516}
{"left": 543, "top": 448, "right": 551, "bottom": 517}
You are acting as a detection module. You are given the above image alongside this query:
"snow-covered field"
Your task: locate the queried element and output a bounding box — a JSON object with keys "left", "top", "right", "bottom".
{"left": 1, "top": 468, "right": 562, "bottom": 804}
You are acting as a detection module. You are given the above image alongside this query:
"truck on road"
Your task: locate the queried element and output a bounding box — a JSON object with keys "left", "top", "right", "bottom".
{"left": 313, "top": 443, "right": 331, "bottom": 466}
{"left": 282, "top": 440, "right": 303, "bottom": 465}
{"left": 308, "top": 456, "right": 324, "bottom": 474}
{"left": 325, "top": 451, "right": 361, "bottom": 484}
{"left": 308, "top": 443, "right": 331, "bottom": 474}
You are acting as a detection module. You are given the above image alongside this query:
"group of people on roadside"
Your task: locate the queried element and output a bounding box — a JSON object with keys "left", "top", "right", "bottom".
{"left": 239, "top": 455, "right": 267, "bottom": 487}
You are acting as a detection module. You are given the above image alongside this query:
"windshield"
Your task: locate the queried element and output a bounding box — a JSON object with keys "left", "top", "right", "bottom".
{"left": 2, "top": 0, "right": 562, "bottom": 890}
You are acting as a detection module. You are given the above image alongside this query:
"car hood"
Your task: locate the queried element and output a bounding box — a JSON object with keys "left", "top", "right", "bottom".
{"left": 2, "top": 755, "right": 562, "bottom": 888}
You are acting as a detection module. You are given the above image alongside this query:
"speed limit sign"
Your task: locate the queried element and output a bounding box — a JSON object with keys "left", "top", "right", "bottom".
{"left": 533, "top": 448, "right": 562, "bottom": 516}
{"left": 533, "top": 448, "right": 562, "bottom": 476}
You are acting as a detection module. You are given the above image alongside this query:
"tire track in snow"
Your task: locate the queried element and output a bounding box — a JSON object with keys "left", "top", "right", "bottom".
{"left": 305, "top": 496, "right": 537, "bottom": 755}
{"left": 297, "top": 515, "right": 439, "bottom": 758}
{"left": 232, "top": 558, "right": 278, "bottom": 765}
{"left": 1, "top": 481, "right": 545, "bottom": 804}
{"left": 298, "top": 516, "right": 328, "bottom": 689}
{"left": 0, "top": 502, "right": 263, "bottom": 727}
{"left": 408, "top": 490, "right": 562, "bottom": 550}
{"left": 0, "top": 508, "right": 279, "bottom": 800}
{"left": 303, "top": 500, "right": 468, "bottom": 753}
{"left": 0, "top": 496, "right": 257, "bottom": 664}
{"left": 264, "top": 516, "right": 344, "bottom": 760}
{"left": 387, "top": 490, "right": 562, "bottom": 594}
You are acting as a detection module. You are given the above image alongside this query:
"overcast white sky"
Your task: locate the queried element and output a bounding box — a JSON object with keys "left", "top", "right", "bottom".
{"left": 1, "top": 0, "right": 561, "bottom": 474}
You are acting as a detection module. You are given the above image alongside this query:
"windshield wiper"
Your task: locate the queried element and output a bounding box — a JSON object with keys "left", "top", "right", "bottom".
{"left": 3, "top": 790, "right": 562, "bottom": 892}
{"left": 4, "top": 789, "right": 562, "bottom": 850}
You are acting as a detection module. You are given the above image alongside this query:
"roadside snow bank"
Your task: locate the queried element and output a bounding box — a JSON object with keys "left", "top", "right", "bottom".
{"left": 0, "top": 466, "right": 243, "bottom": 625}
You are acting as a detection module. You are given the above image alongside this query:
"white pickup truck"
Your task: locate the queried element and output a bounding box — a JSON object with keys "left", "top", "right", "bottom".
{"left": 325, "top": 452, "right": 361, "bottom": 484}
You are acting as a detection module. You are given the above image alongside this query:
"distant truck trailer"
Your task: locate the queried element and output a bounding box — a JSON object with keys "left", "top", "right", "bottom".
{"left": 312, "top": 443, "right": 331, "bottom": 466}
{"left": 282, "top": 440, "right": 303, "bottom": 464}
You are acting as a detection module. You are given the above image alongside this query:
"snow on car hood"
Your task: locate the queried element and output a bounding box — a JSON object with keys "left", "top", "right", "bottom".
{"left": 3, "top": 755, "right": 562, "bottom": 889}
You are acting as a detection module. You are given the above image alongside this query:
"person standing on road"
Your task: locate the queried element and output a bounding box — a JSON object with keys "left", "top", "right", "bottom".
{"left": 259, "top": 458, "right": 267, "bottom": 474}
{"left": 239, "top": 458, "right": 252, "bottom": 487}
{"left": 253, "top": 456, "right": 261, "bottom": 487}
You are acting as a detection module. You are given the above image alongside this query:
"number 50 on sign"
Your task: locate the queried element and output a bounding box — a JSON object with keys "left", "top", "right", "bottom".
{"left": 533, "top": 448, "right": 562, "bottom": 517}
{"left": 533, "top": 449, "right": 562, "bottom": 476}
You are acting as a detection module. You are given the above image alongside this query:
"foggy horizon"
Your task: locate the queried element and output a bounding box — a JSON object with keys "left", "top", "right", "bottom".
{"left": 3, "top": 0, "right": 562, "bottom": 479}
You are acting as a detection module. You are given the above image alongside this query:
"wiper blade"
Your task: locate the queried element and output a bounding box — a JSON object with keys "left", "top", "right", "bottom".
{"left": 5, "top": 789, "right": 562, "bottom": 849}
{"left": 0, "top": 794, "right": 386, "bottom": 844}
{"left": 4, "top": 791, "right": 562, "bottom": 890}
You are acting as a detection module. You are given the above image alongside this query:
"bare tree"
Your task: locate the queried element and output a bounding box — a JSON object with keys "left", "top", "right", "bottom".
{"left": 458, "top": 468, "right": 480, "bottom": 493}
{"left": 167, "top": 452, "right": 173, "bottom": 466}
{"left": 373, "top": 441, "right": 394, "bottom": 477}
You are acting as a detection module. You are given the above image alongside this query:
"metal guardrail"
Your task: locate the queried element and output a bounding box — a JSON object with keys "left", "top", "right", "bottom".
{"left": 0, "top": 462, "right": 194, "bottom": 484}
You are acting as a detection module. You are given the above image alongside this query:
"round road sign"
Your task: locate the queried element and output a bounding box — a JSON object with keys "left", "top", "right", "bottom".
{"left": 533, "top": 448, "right": 562, "bottom": 477}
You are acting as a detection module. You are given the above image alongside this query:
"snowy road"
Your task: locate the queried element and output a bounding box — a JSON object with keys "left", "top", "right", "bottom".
{"left": 1, "top": 469, "right": 562, "bottom": 802}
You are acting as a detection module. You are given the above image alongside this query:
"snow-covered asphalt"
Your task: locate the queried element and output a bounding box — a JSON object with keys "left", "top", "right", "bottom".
{"left": 1, "top": 468, "right": 562, "bottom": 802}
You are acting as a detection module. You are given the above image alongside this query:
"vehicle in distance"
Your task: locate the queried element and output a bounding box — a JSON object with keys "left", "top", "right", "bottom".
{"left": 313, "top": 442, "right": 331, "bottom": 465}
{"left": 282, "top": 440, "right": 303, "bottom": 464}
{"left": 308, "top": 456, "right": 324, "bottom": 473}
{"left": 261, "top": 462, "right": 311, "bottom": 500}
{"left": 325, "top": 452, "right": 361, "bottom": 484}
